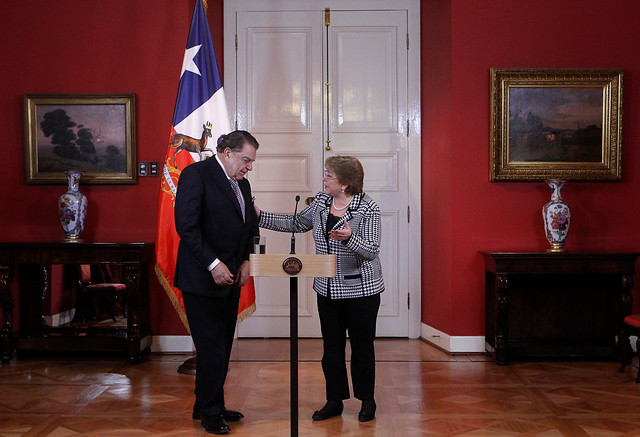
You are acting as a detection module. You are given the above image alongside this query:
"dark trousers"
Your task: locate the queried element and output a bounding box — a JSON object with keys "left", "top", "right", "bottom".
{"left": 183, "top": 291, "right": 239, "bottom": 417}
{"left": 317, "top": 293, "right": 381, "bottom": 402}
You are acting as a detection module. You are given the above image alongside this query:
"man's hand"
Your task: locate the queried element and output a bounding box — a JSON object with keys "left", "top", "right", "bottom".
{"left": 235, "top": 260, "right": 251, "bottom": 287}
{"left": 211, "top": 262, "right": 234, "bottom": 286}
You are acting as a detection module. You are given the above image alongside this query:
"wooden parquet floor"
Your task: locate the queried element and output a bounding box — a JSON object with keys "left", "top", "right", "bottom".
{"left": 1, "top": 339, "right": 640, "bottom": 436}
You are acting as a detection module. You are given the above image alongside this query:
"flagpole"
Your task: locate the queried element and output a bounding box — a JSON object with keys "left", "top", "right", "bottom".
{"left": 175, "top": 0, "right": 203, "bottom": 380}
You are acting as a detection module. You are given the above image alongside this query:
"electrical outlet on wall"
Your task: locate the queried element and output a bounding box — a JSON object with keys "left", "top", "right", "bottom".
{"left": 138, "top": 162, "right": 148, "bottom": 176}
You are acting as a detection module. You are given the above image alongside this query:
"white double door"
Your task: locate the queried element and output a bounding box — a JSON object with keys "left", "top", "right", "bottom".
{"left": 224, "top": 0, "right": 420, "bottom": 338}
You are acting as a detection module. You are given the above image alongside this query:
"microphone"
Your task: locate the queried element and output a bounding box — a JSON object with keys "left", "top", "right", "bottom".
{"left": 290, "top": 195, "right": 300, "bottom": 254}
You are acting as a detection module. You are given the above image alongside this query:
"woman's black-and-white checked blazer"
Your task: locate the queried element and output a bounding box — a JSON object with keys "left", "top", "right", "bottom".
{"left": 258, "top": 191, "right": 384, "bottom": 299}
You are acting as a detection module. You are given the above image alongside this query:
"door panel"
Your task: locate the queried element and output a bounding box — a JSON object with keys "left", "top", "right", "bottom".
{"left": 236, "top": 11, "right": 324, "bottom": 336}
{"left": 332, "top": 18, "right": 398, "bottom": 131}
{"left": 231, "top": 6, "right": 410, "bottom": 337}
{"left": 326, "top": 10, "right": 409, "bottom": 335}
{"left": 248, "top": 27, "right": 314, "bottom": 132}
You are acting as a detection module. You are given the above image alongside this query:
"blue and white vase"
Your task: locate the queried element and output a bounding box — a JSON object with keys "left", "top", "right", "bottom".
{"left": 58, "top": 171, "right": 88, "bottom": 243}
{"left": 542, "top": 180, "right": 570, "bottom": 252}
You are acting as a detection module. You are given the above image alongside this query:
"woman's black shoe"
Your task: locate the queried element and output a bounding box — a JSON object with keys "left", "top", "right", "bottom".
{"left": 358, "top": 400, "right": 376, "bottom": 422}
{"left": 312, "top": 400, "right": 343, "bottom": 421}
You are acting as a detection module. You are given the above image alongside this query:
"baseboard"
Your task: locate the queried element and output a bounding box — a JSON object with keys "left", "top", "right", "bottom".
{"left": 154, "top": 327, "right": 486, "bottom": 354}
{"left": 154, "top": 330, "right": 630, "bottom": 355}
{"left": 45, "top": 309, "right": 75, "bottom": 327}
{"left": 420, "top": 323, "right": 485, "bottom": 353}
{"left": 151, "top": 335, "right": 194, "bottom": 353}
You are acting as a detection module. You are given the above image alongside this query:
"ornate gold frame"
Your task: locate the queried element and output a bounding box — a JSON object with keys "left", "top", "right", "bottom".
{"left": 24, "top": 94, "right": 136, "bottom": 184}
{"left": 490, "top": 69, "right": 623, "bottom": 182}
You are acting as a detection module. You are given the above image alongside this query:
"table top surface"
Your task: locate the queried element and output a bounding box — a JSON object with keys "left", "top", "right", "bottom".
{"left": 0, "top": 242, "right": 155, "bottom": 264}
{"left": 482, "top": 251, "right": 640, "bottom": 274}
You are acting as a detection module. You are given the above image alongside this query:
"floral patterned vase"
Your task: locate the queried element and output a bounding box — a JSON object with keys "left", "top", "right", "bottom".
{"left": 542, "top": 180, "right": 570, "bottom": 252}
{"left": 58, "top": 171, "right": 88, "bottom": 243}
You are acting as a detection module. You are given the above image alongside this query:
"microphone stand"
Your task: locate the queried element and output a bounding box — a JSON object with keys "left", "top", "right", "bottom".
{"left": 289, "top": 194, "right": 300, "bottom": 436}
{"left": 290, "top": 195, "right": 300, "bottom": 254}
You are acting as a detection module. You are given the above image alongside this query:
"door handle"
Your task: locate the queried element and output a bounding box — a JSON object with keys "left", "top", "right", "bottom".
{"left": 305, "top": 196, "right": 314, "bottom": 205}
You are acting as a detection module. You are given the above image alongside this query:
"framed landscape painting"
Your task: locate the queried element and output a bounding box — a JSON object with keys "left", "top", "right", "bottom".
{"left": 24, "top": 94, "right": 136, "bottom": 184}
{"left": 489, "top": 69, "right": 623, "bottom": 181}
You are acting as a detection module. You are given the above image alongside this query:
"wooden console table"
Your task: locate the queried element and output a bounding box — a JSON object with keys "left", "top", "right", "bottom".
{"left": 483, "top": 252, "right": 639, "bottom": 365}
{"left": 0, "top": 242, "right": 154, "bottom": 364}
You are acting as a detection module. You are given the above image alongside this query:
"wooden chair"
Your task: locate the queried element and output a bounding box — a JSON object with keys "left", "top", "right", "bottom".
{"left": 73, "top": 264, "right": 126, "bottom": 323}
{"left": 619, "top": 314, "right": 640, "bottom": 382}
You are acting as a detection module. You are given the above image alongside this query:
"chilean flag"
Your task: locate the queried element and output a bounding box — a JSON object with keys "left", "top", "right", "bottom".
{"left": 155, "top": 0, "right": 256, "bottom": 331}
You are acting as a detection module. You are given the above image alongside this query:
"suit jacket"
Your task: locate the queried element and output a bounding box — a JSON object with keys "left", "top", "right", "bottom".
{"left": 173, "top": 157, "right": 258, "bottom": 298}
{"left": 259, "top": 191, "right": 384, "bottom": 299}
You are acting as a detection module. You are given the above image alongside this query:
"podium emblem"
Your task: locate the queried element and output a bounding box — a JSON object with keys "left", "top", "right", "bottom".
{"left": 282, "top": 257, "right": 303, "bottom": 275}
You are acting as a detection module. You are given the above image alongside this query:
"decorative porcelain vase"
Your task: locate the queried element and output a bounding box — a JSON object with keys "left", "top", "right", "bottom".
{"left": 542, "top": 180, "right": 570, "bottom": 252}
{"left": 58, "top": 171, "right": 88, "bottom": 243}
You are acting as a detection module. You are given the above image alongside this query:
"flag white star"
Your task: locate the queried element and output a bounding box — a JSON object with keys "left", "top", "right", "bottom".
{"left": 180, "top": 44, "right": 202, "bottom": 78}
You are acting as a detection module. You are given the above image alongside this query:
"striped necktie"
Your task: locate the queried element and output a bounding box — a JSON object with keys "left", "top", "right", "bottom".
{"left": 229, "top": 178, "right": 245, "bottom": 221}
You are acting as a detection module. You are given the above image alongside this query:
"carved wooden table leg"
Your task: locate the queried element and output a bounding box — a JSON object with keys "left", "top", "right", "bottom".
{"left": 495, "top": 274, "right": 510, "bottom": 365}
{"left": 0, "top": 264, "right": 15, "bottom": 364}
{"left": 618, "top": 274, "right": 634, "bottom": 371}
{"left": 123, "top": 264, "right": 141, "bottom": 364}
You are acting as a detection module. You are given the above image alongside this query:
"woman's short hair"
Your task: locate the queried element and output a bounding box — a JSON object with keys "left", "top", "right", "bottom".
{"left": 325, "top": 155, "right": 364, "bottom": 195}
{"left": 216, "top": 130, "right": 259, "bottom": 152}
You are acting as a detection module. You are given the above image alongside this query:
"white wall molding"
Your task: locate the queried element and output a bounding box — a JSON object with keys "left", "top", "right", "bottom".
{"left": 45, "top": 310, "right": 75, "bottom": 327}
{"left": 154, "top": 328, "right": 487, "bottom": 354}
{"left": 420, "top": 323, "right": 485, "bottom": 354}
{"left": 151, "top": 336, "right": 194, "bottom": 353}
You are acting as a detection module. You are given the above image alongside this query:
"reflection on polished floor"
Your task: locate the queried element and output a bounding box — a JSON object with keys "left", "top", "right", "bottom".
{"left": 1, "top": 338, "right": 640, "bottom": 436}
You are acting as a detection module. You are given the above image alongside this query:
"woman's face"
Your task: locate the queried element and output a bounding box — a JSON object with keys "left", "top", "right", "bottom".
{"left": 323, "top": 167, "right": 343, "bottom": 197}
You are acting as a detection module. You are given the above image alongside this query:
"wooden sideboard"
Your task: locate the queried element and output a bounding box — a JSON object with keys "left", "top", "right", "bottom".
{"left": 482, "top": 252, "right": 639, "bottom": 365}
{"left": 0, "top": 242, "right": 154, "bottom": 364}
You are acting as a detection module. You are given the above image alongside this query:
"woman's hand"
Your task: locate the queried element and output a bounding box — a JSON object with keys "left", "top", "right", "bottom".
{"left": 254, "top": 202, "right": 261, "bottom": 218}
{"left": 328, "top": 220, "right": 352, "bottom": 241}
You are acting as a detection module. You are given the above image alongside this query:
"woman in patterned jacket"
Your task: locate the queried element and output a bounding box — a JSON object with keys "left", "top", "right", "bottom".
{"left": 255, "top": 155, "right": 384, "bottom": 423}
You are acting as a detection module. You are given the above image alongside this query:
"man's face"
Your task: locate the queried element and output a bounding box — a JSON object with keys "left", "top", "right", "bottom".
{"left": 222, "top": 143, "right": 256, "bottom": 181}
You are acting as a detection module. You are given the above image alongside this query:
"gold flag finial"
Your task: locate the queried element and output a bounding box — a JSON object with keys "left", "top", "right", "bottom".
{"left": 202, "top": 0, "right": 208, "bottom": 12}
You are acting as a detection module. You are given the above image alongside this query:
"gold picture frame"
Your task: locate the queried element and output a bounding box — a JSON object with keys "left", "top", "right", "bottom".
{"left": 24, "top": 94, "right": 136, "bottom": 184}
{"left": 489, "top": 69, "right": 623, "bottom": 182}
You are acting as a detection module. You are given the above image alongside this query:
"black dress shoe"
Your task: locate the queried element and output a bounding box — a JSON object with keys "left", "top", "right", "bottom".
{"left": 222, "top": 408, "right": 244, "bottom": 422}
{"left": 312, "top": 400, "right": 343, "bottom": 421}
{"left": 193, "top": 408, "right": 244, "bottom": 422}
{"left": 201, "top": 414, "right": 230, "bottom": 434}
{"left": 358, "top": 400, "right": 376, "bottom": 422}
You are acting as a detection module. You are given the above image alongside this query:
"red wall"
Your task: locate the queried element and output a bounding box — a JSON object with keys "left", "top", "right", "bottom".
{"left": 2, "top": 0, "right": 640, "bottom": 340}
{"left": 0, "top": 0, "right": 227, "bottom": 335}
{"left": 422, "top": 0, "right": 640, "bottom": 336}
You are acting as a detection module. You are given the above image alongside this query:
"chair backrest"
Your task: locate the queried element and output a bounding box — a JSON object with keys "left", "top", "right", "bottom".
{"left": 102, "top": 264, "right": 115, "bottom": 282}
{"left": 79, "top": 264, "right": 92, "bottom": 284}
{"left": 79, "top": 264, "right": 114, "bottom": 284}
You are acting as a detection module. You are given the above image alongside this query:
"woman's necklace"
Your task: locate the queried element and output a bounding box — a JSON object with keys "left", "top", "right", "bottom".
{"left": 332, "top": 196, "right": 352, "bottom": 211}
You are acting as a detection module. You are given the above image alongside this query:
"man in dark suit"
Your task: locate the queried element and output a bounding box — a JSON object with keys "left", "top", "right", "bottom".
{"left": 174, "top": 130, "right": 259, "bottom": 435}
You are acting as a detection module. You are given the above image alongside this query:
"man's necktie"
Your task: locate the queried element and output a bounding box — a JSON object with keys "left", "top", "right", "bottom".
{"left": 229, "top": 178, "right": 245, "bottom": 221}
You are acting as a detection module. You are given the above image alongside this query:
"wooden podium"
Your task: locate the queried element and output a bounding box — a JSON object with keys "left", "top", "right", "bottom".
{"left": 250, "top": 253, "right": 336, "bottom": 437}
